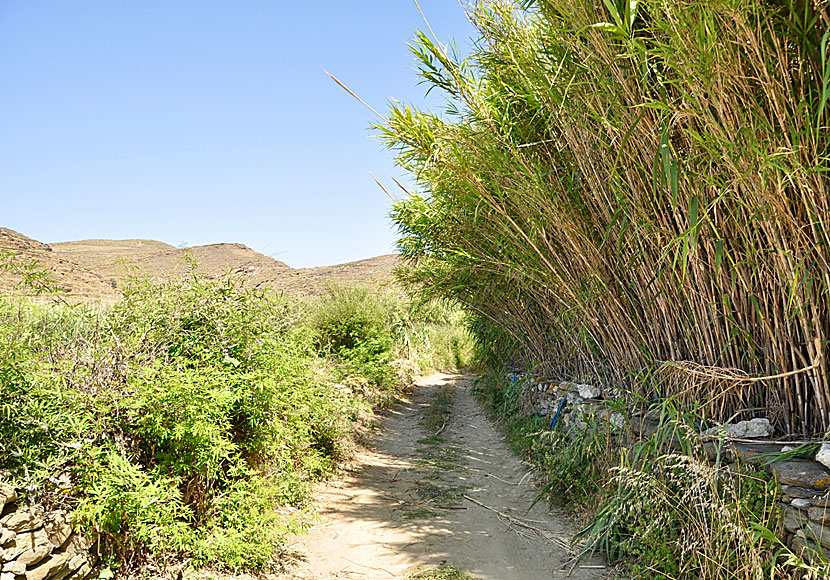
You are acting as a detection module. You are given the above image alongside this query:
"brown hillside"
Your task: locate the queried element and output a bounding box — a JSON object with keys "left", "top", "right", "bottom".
{"left": 5, "top": 230, "right": 399, "bottom": 300}
{"left": 52, "top": 239, "right": 294, "bottom": 288}
{"left": 0, "top": 228, "right": 118, "bottom": 302}
{"left": 282, "top": 254, "right": 399, "bottom": 296}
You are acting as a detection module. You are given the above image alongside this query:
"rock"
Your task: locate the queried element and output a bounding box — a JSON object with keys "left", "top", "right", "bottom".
{"left": 783, "top": 485, "right": 821, "bottom": 499}
{"left": 1, "top": 508, "right": 43, "bottom": 534}
{"left": 16, "top": 544, "right": 52, "bottom": 567}
{"left": 704, "top": 418, "right": 773, "bottom": 439}
{"left": 782, "top": 445, "right": 797, "bottom": 453}
{"left": 0, "top": 486, "right": 17, "bottom": 510}
{"left": 792, "top": 529, "right": 822, "bottom": 560}
{"left": 809, "top": 506, "right": 830, "bottom": 524}
{"left": 800, "top": 521, "right": 830, "bottom": 549}
{"left": 3, "top": 528, "right": 48, "bottom": 561}
{"left": 0, "top": 528, "right": 15, "bottom": 546}
{"left": 729, "top": 442, "right": 782, "bottom": 466}
{"left": 44, "top": 512, "right": 72, "bottom": 548}
{"left": 793, "top": 498, "right": 813, "bottom": 508}
{"left": 25, "top": 553, "right": 70, "bottom": 580}
{"left": 766, "top": 460, "right": 830, "bottom": 490}
{"left": 603, "top": 411, "right": 625, "bottom": 429}
{"left": 577, "top": 384, "right": 601, "bottom": 399}
{"left": 2, "top": 561, "right": 26, "bottom": 576}
{"left": 780, "top": 502, "right": 808, "bottom": 532}
{"left": 813, "top": 493, "right": 830, "bottom": 508}
{"left": 60, "top": 533, "right": 91, "bottom": 557}
{"left": 817, "top": 443, "right": 830, "bottom": 471}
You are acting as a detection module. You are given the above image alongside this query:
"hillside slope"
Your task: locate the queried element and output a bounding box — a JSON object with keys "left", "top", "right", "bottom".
{"left": 0, "top": 228, "right": 118, "bottom": 302}
{"left": 2, "top": 230, "right": 398, "bottom": 300}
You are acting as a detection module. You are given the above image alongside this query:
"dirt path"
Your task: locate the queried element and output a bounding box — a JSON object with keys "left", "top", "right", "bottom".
{"left": 278, "top": 373, "right": 607, "bottom": 580}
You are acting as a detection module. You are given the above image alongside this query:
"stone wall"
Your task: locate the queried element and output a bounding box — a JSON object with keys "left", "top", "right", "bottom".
{"left": 0, "top": 486, "right": 98, "bottom": 580}
{"left": 516, "top": 371, "right": 830, "bottom": 560}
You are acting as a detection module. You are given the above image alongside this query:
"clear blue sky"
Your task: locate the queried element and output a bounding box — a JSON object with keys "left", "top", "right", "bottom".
{"left": 0, "top": 2, "right": 474, "bottom": 267}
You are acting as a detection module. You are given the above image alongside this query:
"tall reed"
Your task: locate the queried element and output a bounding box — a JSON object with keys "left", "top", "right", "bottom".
{"left": 384, "top": 0, "right": 830, "bottom": 435}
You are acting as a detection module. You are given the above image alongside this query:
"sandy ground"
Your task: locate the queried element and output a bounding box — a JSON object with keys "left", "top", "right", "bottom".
{"left": 276, "top": 373, "right": 608, "bottom": 580}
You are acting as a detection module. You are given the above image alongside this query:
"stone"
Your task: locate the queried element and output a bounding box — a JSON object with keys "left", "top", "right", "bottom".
{"left": 703, "top": 418, "right": 773, "bottom": 439}
{"left": 809, "top": 506, "right": 830, "bottom": 525}
{"left": 729, "top": 443, "right": 782, "bottom": 466}
{"left": 2, "top": 561, "right": 26, "bottom": 576}
{"left": 766, "top": 460, "right": 830, "bottom": 490}
{"left": 63, "top": 560, "right": 95, "bottom": 580}
{"left": 812, "top": 493, "right": 830, "bottom": 508}
{"left": 0, "top": 528, "right": 15, "bottom": 546}
{"left": 817, "top": 443, "right": 830, "bottom": 471}
{"left": 793, "top": 498, "right": 813, "bottom": 508}
{"left": 577, "top": 383, "right": 601, "bottom": 399}
{"left": 16, "top": 544, "right": 52, "bottom": 567}
{"left": 783, "top": 485, "right": 821, "bottom": 499}
{"left": 60, "top": 533, "right": 91, "bottom": 557}
{"left": 780, "top": 502, "right": 808, "bottom": 532}
{"left": 801, "top": 520, "right": 830, "bottom": 549}
{"left": 25, "top": 553, "right": 70, "bottom": 580}
{"left": 0, "top": 487, "right": 17, "bottom": 510}
{"left": 792, "top": 529, "right": 823, "bottom": 560}
{"left": 44, "top": 512, "right": 72, "bottom": 548}
{"left": 3, "top": 528, "right": 48, "bottom": 561}
{"left": 0, "top": 510, "right": 42, "bottom": 534}
{"left": 782, "top": 445, "right": 797, "bottom": 453}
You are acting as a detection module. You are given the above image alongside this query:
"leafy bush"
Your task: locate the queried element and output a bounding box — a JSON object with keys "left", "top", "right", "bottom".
{"left": 308, "top": 285, "right": 398, "bottom": 388}
{"left": 0, "top": 275, "right": 374, "bottom": 572}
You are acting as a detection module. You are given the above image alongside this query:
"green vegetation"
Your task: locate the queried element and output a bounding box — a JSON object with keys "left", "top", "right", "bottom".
{"left": 0, "top": 258, "right": 471, "bottom": 573}
{"left": 408, "top": 565, "right": 478, "bottom": 580}
{"left": 384, "top": 0, "right": 830, "bottom": 436}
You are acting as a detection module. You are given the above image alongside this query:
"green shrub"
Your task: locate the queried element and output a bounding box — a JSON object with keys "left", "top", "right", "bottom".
{"left": 0, "top": 274, "right": 374, "bottom": 572}
{"left": 308, "top": 285, "right": 397, "bottom": 387}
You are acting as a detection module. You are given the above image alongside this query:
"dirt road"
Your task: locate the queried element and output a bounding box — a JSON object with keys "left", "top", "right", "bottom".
{"left": 279, "top": 373, "right": 607, "bottom": 580}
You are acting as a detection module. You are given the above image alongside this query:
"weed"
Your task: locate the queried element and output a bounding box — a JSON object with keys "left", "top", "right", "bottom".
{"left": 408, "top": 565, "right": 478, "bottom": 579}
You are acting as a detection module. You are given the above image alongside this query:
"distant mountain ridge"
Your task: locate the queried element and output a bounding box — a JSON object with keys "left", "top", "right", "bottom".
{"left": 1, "top": 228, "right": 398, "bottom": 301}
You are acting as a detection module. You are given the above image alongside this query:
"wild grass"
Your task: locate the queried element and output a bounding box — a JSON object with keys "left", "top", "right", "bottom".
{"left": 384, "top": 0, "right": 830, "bottom": 436}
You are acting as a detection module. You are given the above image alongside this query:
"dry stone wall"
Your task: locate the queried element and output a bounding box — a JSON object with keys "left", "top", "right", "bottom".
{"left": 0, "top": 486, "right": 98, "bottom": 580}
{"left": 516, "top": 370, "right": 830, "bottom": 560}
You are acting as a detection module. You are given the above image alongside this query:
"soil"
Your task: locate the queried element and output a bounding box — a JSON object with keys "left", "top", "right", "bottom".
{"left": 277, "top": 373, "right": 608, "bottom": 580}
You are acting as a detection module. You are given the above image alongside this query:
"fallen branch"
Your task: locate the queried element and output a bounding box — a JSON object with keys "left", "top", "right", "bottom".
{"left": 462, "top": 494, "right": 573, "bottom": 551}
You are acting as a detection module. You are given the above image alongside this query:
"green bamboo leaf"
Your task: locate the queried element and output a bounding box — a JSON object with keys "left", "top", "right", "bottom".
{"left": 715, "top": 240, "right": 724, "bottom": 275}
{"left": 689, "top": 195, "right": 700, "bottom": 245}
{"left": 628, "top": 0, "right": 638, "bottom": 28}
{"left": 602, "top": 0, "right": 624, "bottom": 28}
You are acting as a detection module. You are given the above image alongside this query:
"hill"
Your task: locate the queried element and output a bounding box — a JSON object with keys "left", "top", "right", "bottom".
{"left": 0, "top": 228, "right": 118, "bottom": 302}
{"left": 1, "top": 229, "right": 398, "bottom": 300}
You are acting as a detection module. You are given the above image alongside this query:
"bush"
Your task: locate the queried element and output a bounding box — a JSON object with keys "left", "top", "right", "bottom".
{"left": 0, "top": 275, "right": 372, "bottom": 572}
{"left": 308, "top": 285, "right": 397, "bottom": 388}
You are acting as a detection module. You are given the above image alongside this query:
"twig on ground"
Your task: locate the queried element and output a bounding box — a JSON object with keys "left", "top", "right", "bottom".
{"left": 462, "top": 494, "right": 573, "bottom": 551}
